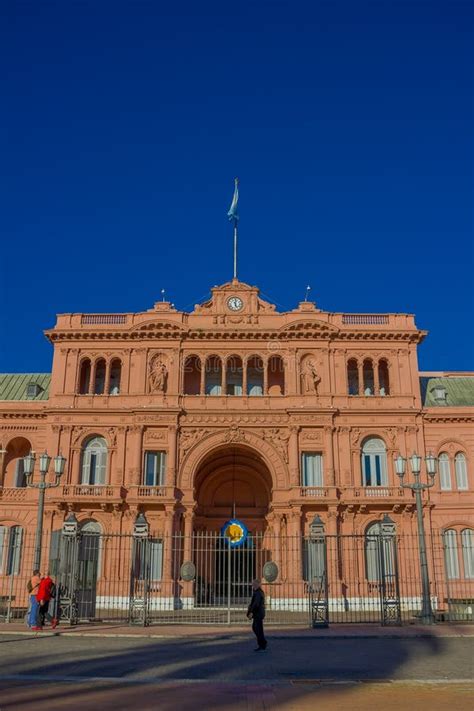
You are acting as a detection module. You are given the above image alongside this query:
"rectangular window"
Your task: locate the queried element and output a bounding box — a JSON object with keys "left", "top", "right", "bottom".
{"left": 303, "top": 538, "right": 326, "bottom": 583}
{"left": 15, "top": 459, "right": 26, "bottom": 488}
{"left": 6, "top": 527, "right": 23, "bottom": 576}
{"left": 49, "top": 530, "right": 62, "bottom": 577}
{"left": 301, "top": 453, "right": 323, "bottom": 487}
{"left": 144, "top": 451, "right": 166, "bottom": 486}
{"left": 439, "top": 457, "right": 452, "bottom": 491}
{"left": 444, "top": 532, "right": 460, "bottom": 580}
{"left": 0, "top": 526, "right": 6, "bottom": 575}
{"left": 149, "top": 539, "right": 163, "bottom": 581}
{"left": 363, "top": 454, "right": 387, "bottom": 487}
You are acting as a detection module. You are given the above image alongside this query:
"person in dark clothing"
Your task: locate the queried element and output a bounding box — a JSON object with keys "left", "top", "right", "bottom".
{"left": 247, "top": 578, "right": 267, "bottom": 651}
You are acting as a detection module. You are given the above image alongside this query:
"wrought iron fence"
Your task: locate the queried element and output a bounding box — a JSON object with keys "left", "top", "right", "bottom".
{"left": 1, "top": 527, "right": 473, "bottom": 626}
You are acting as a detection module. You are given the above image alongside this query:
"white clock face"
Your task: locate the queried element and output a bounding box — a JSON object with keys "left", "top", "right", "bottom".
{"left": 227, "top": 296, "right": 243, "bottom": 311}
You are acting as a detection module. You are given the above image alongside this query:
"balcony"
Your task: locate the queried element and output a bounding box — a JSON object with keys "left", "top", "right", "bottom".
{"left": 127, "top": 485, "right": 174, "bottom": 503}
{"left": 52, "top": 484, "right": 126, "bottom": 504}
{"left": 343, "top": 486, "right": 414, "bottom": 503}
{"left": 300, "top": 486, "right": 339, "bottom": 499}
{"left": 0, "top": 487, "right": 37, "bottom": 503}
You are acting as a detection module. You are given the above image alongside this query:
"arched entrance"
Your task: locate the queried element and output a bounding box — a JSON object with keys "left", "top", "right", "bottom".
{"left": 194, "top": 445, "right": 272, "bottom": 532}
{"left": 192, "top": 445, "right": 272, "bottom": 608}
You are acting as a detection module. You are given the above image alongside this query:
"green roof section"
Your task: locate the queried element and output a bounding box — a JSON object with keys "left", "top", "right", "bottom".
{"left": 420, "top": 377, "right": 474, "bottom": 407}
{"left": 0, "top": 374, "right": 51, "bottom": 401}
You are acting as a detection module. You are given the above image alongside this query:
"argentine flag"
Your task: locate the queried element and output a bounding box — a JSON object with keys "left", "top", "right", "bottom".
{"left": 227, "top": 178, "right": 239, "bottom": 221}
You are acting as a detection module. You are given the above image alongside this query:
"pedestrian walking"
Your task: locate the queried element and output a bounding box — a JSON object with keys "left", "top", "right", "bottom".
{"left": 247, "top": 578, "right": 267, "bottom": 651}
{"left": 26, "top": 569, "right": 41, "bottom": 628}
{"left": 32, "top": 571, "right": 58, "bottom": 631}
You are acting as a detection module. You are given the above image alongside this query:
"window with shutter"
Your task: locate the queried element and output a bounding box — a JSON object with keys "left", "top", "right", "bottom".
{"left": 301, "top": 453, "right": 324, "bottom": 487}
{"left": 461, "top": 529, "right": 474, "bottom": 579}
{"left": 361, "top": 438, "right": 388, "bottom": 487}
{"left": 443, "top": 530, "right": 459, "bottom": 579}
{"left": 81, "top": 437, "right": 108, "bottom": 485}
{"left": 439, "top": 453, "right": 452, "bottom": 490}
{"left": 455, "top": 453, "right": 468, "bottom": 490}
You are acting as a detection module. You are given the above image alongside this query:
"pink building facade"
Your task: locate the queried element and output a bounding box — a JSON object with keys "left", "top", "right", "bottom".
{"left": 1, "top": 279, "right": 473, "bottom": 622}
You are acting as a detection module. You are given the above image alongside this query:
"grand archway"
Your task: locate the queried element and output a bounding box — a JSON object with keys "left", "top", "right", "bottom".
{"left": 193, "top": 444, "right": 272, "bottom": 533}
{"left": 191, "top": 445, "right": 272, "bottom": 606}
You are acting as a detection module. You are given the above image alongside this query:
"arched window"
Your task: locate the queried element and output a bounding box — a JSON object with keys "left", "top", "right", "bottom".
{"left": 81, "top": 437, "right": 107, "bottom": 485}
{"left": 455, "top": 453, "right": 468, "bottom": 490}
{"left": 439, "top": 452, "right": 452, "bottom": 490}
{"left": 183, "top": 355, "right": 201, "bottom": 395}
{"left": 364, "top": 522, "right": 395, "bottom": 582}
{"left": 247, "top": 356, "right": 263, "bottom": 396}
{"left": 108, "top": 359, "right": 121, "bottom": 395}
{"left": 461, "top": 529, "right": 474, "bottom": 579}
{"left": 363, "top": 359, "right": 374, "bottom": 396}
{"left": 443, "top": 529, "right": 459, "bottom": 579}
{"left": 347, "top": 359, "right": 359, "bottom": 395}
{"left": 378, "top": 360, "right": 390, "bottom": 396}
{"left": 0, "top": 525, "right": 23, "bottom": 575}
{"left": 268, "top": 355, "right": 285, "bottom": 395}
{"left": 361, "top": 438, "right": 388, "bottom": 487}
{"left": 4, "top": 437, "right": 32, "bottom": 488}
{"left": 226, "top": 356, "right": 243, "bottom": 395}
{"left": 79, "top": 359, "right": 91, "bottom": 394}
{"left": 205, "top": 356, "right": 222, "bottom": 396}
{"left": 94, "top": 359, "right": 106, "bottom": 395}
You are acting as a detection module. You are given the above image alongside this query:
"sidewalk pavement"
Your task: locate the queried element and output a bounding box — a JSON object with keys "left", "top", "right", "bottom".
{"left": 1, "top": 621, "right": 473, "bottom": 639}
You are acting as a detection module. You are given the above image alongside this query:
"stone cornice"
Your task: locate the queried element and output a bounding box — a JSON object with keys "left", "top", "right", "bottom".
{"left": 45, "top": 326, "right": 425, "bottom": 344}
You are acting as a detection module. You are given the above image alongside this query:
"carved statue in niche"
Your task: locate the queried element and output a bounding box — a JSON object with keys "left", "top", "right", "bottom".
{"left": 301, "top": 358, "right": 321, "bottom": 395}
{"left": 149, "top": 355, "right": 168, "bottom": 394}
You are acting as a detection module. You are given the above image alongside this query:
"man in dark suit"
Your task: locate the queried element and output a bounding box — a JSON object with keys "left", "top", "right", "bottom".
{"left": 247, "top": 578, "right": 267, "bottom": 651}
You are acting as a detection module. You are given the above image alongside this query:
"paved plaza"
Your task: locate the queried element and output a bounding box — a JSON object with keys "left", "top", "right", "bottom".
{"left": 0, "top": 626, "right": 472, "bottom": 709}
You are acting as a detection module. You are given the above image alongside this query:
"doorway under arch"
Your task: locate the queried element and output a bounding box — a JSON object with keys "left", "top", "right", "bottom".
{"left": 193, "top": 445, "right": 272, "bottom": 533}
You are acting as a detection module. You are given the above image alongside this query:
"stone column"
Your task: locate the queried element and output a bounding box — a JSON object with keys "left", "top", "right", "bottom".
{"left": 324, "top": 426, "right": 335, "bottom": 486}
{"left": 289, "top": 426, "right": 300, "bottom": 487}
{"left": 290, "top": 510, "right": 302, "bottom": 585}
{"left": 242, "top": 357, "right": 247, "bottom": 396}
{"left": 104, "top": 360, "right": 112, "bottom": 395}
{"left": 199, "top": 356, "right": 206, "bottom": 395}
{"left": 71, "top": 448, "right": 81, "bottom": 485}
{"left": 167, "top": 425, "right": 178, "bottom": 487}
{"left": 221, "top": 357, "right": 227, "bottom": 396}
{"left": 89, "top": 360, "right": 96, "bottom": 394}
{"left": 374, "top": 361, "right": 380, "bottom": 396}
{"left": 164, "top": 508, "right": 176, "bottom": 584}
{"left": 272, "top": 512, "right": 282, "bottom": 573}
{"left": 129, "top": 426, "right": 143, "bottom": 486}
{"left": 263, "top": 356, "right": 268, "bottom": 395}
{"left": 357, "top": 361, "right": 363, "bottom": 395}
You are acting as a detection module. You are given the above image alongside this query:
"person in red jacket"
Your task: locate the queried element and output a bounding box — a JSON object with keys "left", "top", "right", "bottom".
{"left": 32, "top": 572, "right": 58, "bottom": 631}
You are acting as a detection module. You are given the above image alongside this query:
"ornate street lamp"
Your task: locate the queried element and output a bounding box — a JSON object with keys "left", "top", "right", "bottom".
{"left": 23, "top": 451, "right": 67, "bottom": 570}
{"left": 395, "top": 451, "right": 438, "bottom": 624}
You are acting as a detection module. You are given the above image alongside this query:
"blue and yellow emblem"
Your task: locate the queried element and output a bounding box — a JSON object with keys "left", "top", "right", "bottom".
{"left": 221, "top": 518, "right": 248, "bottom": 548}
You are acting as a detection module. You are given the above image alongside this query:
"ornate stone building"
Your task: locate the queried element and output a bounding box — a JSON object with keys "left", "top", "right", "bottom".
{"left": 0, "top": 278, "right": 473, "bottom": 618}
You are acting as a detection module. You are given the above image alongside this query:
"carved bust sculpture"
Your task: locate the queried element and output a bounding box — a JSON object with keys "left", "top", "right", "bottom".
{"left": 301, "top": 359, "right": 321, "bottom": 395}
{"left": 149, "top": 356, "right": 168, "bottom": 393}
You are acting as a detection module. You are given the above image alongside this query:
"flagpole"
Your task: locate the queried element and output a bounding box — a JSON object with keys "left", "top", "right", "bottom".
{"left": 233, "top": 218, "right": 238, "bottom": 280}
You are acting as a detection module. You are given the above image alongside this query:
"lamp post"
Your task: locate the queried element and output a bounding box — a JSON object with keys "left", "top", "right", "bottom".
{"left": 23, "top": 451, "right": 67, "bottom": 570}
{"left": 394, "top": 451, "right": 438, "bottom": 625}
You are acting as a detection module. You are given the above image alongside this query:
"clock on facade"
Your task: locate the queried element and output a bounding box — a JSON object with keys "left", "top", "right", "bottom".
{"left": 227, "top": 296, "right": 243, "bottom": 311}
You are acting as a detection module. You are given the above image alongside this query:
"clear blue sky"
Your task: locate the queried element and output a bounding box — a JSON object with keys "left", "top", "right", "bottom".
{"left": 1, "top": 1, "right": 472, "bottom": 373}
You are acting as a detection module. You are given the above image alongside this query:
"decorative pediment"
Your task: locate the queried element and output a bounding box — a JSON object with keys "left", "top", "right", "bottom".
{"left": 129, "top": 321, "right": 187, "bottom": 337}
{"left": 192, "top": 279, "right": 276, "bottom": 316}
{"left": 279, "top": 320, "right": 340, "bottom": 337}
